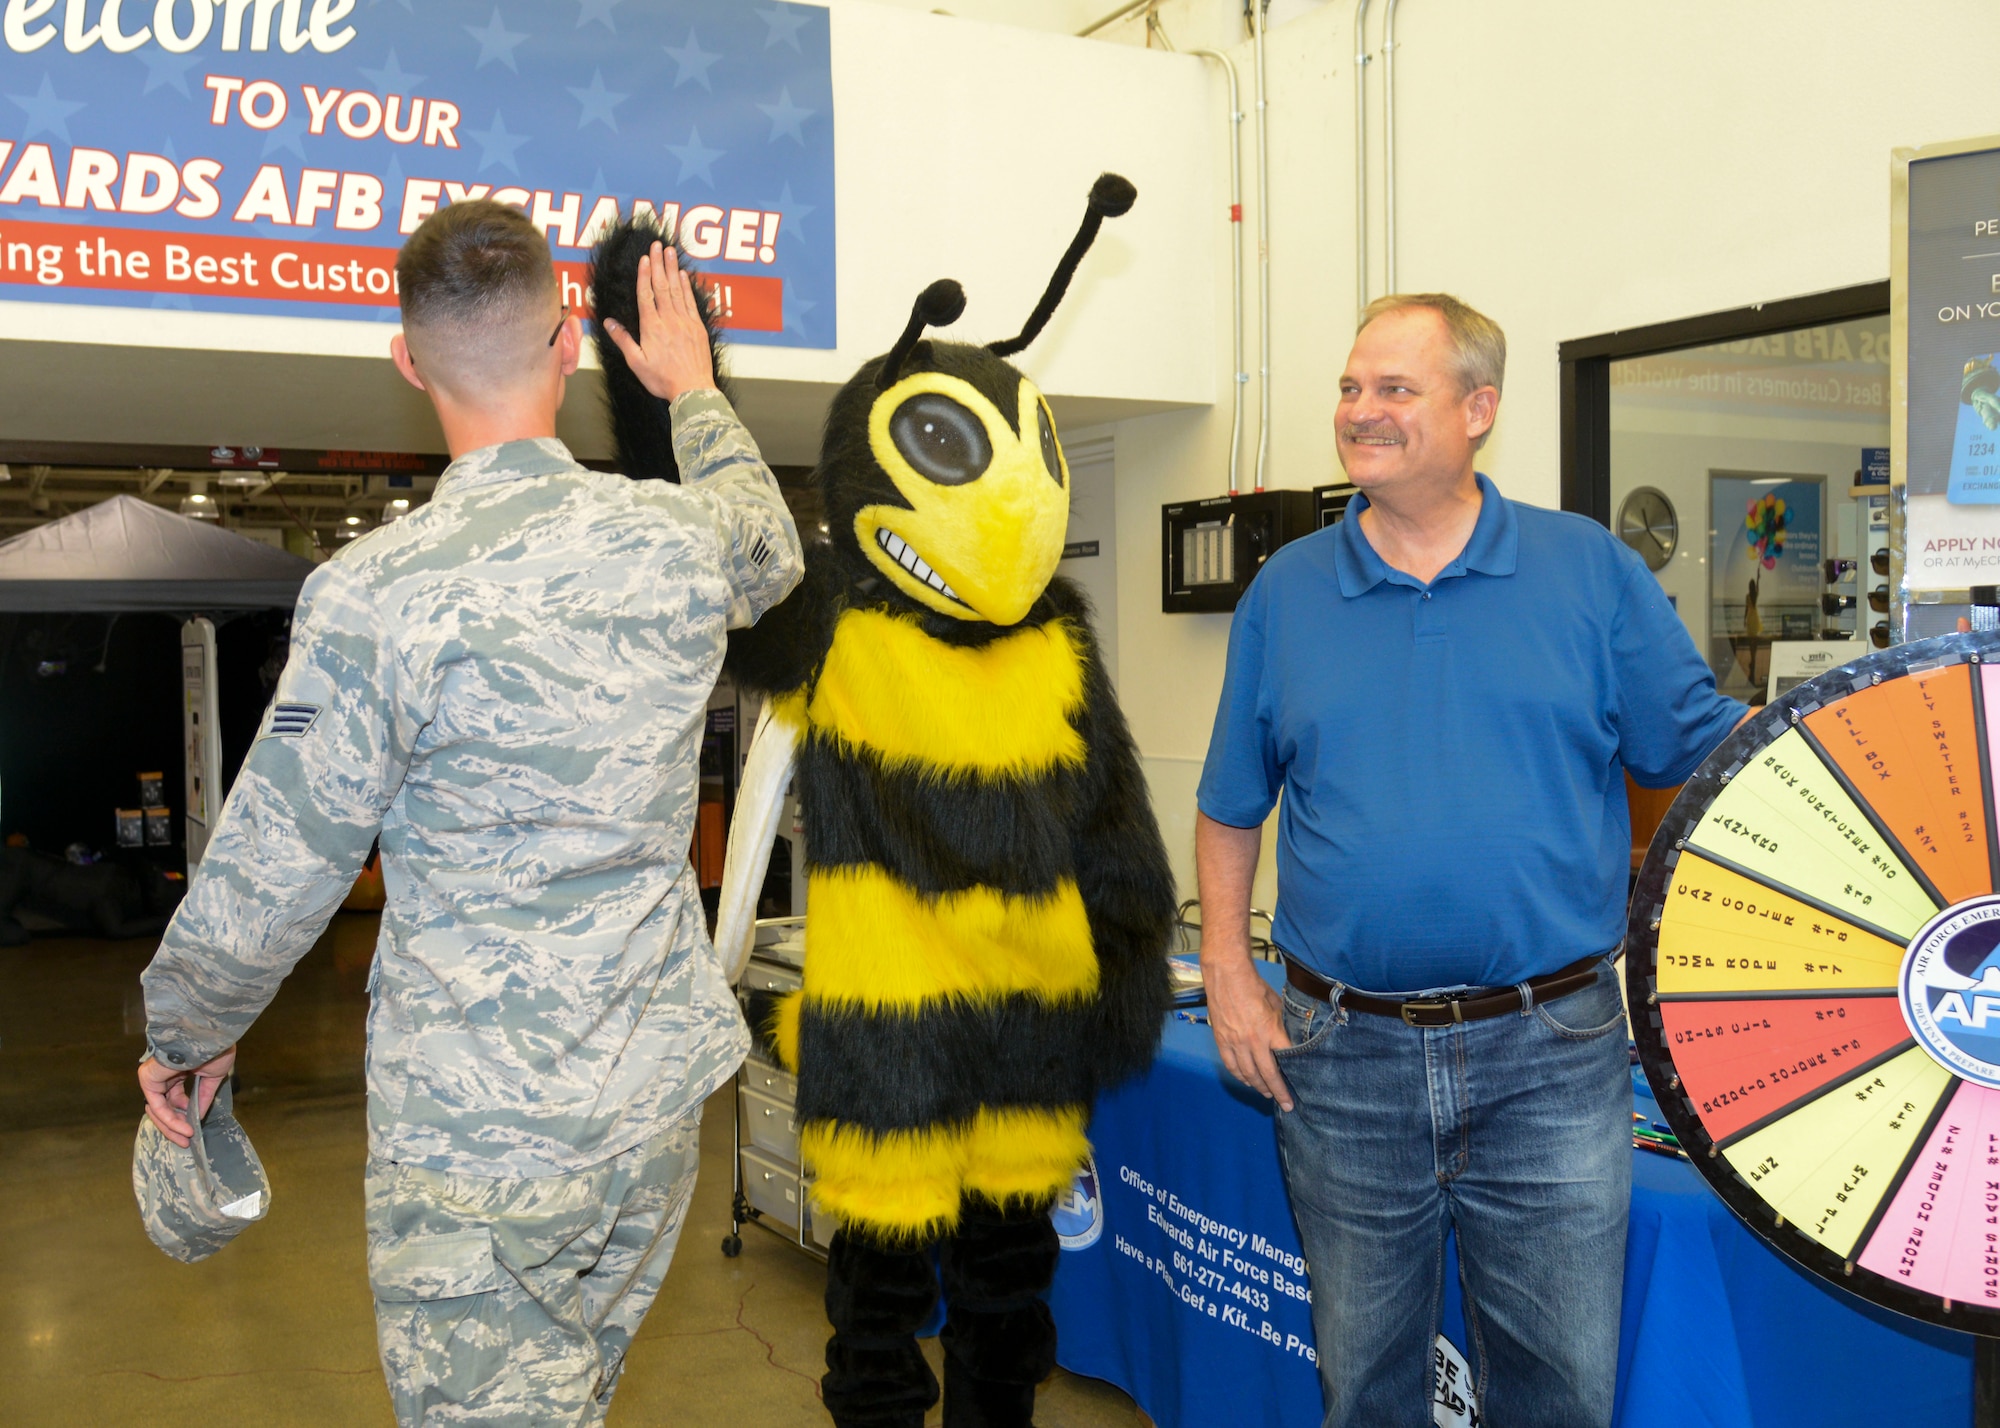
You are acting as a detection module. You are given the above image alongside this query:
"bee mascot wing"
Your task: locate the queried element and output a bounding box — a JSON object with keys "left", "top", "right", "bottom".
{"left": 713, "top": 702, "right": 799, "bottom": 986}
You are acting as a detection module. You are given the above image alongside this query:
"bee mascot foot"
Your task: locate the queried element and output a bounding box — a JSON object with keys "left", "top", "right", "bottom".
{"left": 939, "top": 1197, "right": 1059, "bottom": 1428}
{"left": 823, "top": 1231, "right": 941, "bottom": 1428}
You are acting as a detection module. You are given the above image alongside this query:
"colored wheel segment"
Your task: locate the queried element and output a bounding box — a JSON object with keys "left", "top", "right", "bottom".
{"left": 1856, "top": 1079, "right": 2000, "bottom": 1304}
{"left": 1629, "top": 633, "right": 2000, "bottom": 1334}
{"left": 1655, "top": 852, "right": 1905, "bottom": 997}
{"left": 1804, "top": 663, "right": 1992, "bottom": 905}
{"left": 1658, "top": 996, "right": 1911, "bottom": 1143}
{"left": 1686, "top": 727, "right": 1937, "bottom": 937}
{"left": 1717, "top": 1045, "right": 1952, "bottom": 1257}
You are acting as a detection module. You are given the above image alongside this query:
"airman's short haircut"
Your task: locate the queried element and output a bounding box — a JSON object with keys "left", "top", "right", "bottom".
{"left": 396, "top": 200, "right": 560, "bottom": 399}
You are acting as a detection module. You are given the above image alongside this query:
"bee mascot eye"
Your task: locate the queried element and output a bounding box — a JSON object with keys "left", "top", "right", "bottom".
{"left": 890, "top": 393, "right": 992, "bottom": 486}
{"left": 1036, "top": 403, "right": 1062, "bottom": 486}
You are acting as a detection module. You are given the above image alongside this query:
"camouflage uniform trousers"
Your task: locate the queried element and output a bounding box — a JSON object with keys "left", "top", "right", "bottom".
{"left": 364, "top": 1106, "right": 703, "bottom": 1427}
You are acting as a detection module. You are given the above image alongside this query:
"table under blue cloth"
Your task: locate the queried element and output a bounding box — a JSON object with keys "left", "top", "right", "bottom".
{"left": 1046, "top": 972, "right": 1977, "bottom": 1428}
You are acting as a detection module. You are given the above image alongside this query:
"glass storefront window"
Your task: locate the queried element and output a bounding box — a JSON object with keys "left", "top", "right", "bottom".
{"left": 1609, "top": 318, "right": 1891, "bottom": 703}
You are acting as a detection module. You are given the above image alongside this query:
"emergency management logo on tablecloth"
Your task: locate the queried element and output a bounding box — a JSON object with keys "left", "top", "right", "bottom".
{"left": 1053, "top": 1156, "right": 1102, "bottom": 1251}
{"left": 1901, "top": 896, "right": 2000, "bottom": 1088}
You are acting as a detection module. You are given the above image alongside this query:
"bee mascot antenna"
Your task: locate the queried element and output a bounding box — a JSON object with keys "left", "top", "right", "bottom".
{"left": 604, "top": 173, "right": 1172, "bottom": 1428}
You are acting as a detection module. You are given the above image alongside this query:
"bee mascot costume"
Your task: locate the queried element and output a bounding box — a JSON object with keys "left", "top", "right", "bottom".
{"left": 595, "top": 174, "right": 1175, "bottom": 1428}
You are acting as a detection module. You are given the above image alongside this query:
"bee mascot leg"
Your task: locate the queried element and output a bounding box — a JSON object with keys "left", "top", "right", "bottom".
{"left": 938, "top": 1196, "right": 1060, "bottom": 1428}
{"left": 822, "top": 1197, "right": 1062, "bottom": 1428}
{"left": 823, "top": 1228, "right": 944, "bottom": 1427}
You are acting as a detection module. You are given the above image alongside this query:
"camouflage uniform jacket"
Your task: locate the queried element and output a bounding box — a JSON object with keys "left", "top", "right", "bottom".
{"left": 142, "top": 392, "right": 802, "bottom": 1176}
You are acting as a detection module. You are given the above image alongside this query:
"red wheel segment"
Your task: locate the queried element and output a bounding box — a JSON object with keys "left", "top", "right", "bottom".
{"left": 1658, "top": 996, "right": 1912, "bottom": 1143}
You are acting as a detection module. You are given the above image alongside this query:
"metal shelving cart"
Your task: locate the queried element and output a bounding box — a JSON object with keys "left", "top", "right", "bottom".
{"left": 722, "top": 915, "right": 832, "bottom": 1260}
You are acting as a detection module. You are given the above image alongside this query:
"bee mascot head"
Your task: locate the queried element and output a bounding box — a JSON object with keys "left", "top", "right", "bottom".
{"left": 819, "top": 173, "right": 1135, "bottom": 628}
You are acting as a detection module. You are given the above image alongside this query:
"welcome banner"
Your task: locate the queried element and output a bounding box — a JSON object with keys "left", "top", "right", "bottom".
{"left": 0, "top": 0, "right": 836, "bottom": 346}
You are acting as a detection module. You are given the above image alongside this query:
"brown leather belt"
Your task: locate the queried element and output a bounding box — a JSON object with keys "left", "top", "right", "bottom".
{"left": 1284, "top": 954, "right": 1606, "bottom": 1028}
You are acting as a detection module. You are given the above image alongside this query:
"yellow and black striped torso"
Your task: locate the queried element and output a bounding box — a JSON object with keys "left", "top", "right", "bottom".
{"left": 767, "top": 599, "right": 1142, "bottom": 1237}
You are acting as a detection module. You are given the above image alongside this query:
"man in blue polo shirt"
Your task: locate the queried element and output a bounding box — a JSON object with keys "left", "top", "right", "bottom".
{"left": 1197, "top": 293, "right": 1745, "bottom": 1428}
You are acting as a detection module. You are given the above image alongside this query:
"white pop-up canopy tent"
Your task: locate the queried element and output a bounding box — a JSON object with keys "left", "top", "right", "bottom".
{"left": 0, "top": 495, "right": 315, "bottom": 614}
{"left": 0, "top": 495, "right": 316, "bottom": 865}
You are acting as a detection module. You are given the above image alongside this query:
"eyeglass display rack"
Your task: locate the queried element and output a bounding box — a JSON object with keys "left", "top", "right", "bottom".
{"left": 1628, "top": 630, "right": 2000, "bottom": 1374}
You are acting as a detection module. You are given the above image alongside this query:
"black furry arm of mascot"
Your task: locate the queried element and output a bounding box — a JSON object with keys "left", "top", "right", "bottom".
{"left": 589, "top": 218, "right": 735, "bottom": 483}
{"left": 592, "top": 215, "right": 834, "bottom": 694}
{"left": 1047, "top": 578, "right": 1177, "bottom": 1090}
{"left": 723, "top": 544, "right": 840, "bottom": 698}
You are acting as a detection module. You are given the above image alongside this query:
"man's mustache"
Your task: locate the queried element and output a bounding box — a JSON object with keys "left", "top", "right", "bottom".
{"left": 1340, "top": 426, "right": 1404, "bottom": 443}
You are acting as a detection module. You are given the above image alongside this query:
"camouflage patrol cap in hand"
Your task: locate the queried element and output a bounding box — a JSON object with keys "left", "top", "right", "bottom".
{"left": 132, "top": 1075, "right": 271, "bottom": 1263}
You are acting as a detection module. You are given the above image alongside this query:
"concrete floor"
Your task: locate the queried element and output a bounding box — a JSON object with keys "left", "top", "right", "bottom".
{"left": 0, "top": 913, "right": 1150, "bottom": 1427}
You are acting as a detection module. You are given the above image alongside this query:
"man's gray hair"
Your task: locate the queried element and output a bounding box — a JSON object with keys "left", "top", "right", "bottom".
{"left": 1359, "top": 292, "right": 1507, "bottom": 397}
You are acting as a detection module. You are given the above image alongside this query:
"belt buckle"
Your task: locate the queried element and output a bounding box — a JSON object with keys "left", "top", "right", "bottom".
{"left": 1399, "top": 998, "right": 1462, "bottom": 1027}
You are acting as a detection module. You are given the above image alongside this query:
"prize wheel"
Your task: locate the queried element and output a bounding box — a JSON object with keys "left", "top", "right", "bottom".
{"left": 1629, "top": 630, "right": 2000, "bottom": 1332}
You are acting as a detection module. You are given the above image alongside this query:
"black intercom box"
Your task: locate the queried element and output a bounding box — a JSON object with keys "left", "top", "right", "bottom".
{"left": 1161, "top": 490, "right": 1317, "bottom": 613}
{"left": 1314, "top": 482, "right": 1360, "bottom": 528}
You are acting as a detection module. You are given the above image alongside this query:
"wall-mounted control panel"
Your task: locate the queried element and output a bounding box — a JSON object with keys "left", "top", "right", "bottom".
{"left": 1314, "top": 482, "right": 1360, "bottom": 528}
{"left": 1161, "top": 490, "right": 1316, "bottom": 613}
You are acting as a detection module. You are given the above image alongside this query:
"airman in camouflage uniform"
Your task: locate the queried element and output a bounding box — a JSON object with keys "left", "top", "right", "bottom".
{"left": 140, "top": 322, "right": 802, "bottom": 1418}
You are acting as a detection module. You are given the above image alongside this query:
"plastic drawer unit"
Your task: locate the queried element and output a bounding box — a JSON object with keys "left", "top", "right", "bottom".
{"left": 723, "top": 917, "right": 835, "bottom": 1258}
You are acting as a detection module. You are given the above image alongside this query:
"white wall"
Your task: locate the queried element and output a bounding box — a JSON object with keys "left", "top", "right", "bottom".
{"left": 1081, "top": 0, "right": 2000, "bottom": 899}
{"left": 864, "top": 0, "right": 1102, "bottom": 33}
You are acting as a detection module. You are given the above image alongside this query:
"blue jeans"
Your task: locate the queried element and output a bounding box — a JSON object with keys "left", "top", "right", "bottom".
{"left": 1273, "top": 958, "right": 1630, "bottom": 1428}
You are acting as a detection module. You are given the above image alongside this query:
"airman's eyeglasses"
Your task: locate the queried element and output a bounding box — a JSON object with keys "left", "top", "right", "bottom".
{"left": 548, "top": 304, "right": 569, "bottom": 347}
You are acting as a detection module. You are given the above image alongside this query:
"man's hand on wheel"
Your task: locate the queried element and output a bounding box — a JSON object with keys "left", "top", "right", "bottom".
{"left": 138, "top": 1045, "right": 237, "bottom": 1148}
{"left": 1203, "top": 954, "right": 1295, "bottom": 1113}
{"left": 601, "top": 241, "right": 718, "bottom": 403}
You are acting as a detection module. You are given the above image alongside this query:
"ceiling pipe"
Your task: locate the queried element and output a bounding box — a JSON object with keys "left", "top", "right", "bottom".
{"left": 1251, "top": 0, "right": 1272, "bottom": 493}
{"left": 1383, "top": 0, "right": 1401, "bottom": 294}
{"left": 1353, "top": 0, "right": 1372, "bottom": 320}
{"left": 1077, "top": 0, "right": 1154, "bottom": 38}
{"left": 1193, "top": 46, "right": 1247, "bottom": 496}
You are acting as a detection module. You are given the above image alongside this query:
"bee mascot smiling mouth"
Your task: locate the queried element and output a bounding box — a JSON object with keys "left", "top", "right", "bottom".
{"left": 598, "top": 174, "right": 1175, "bottom": 1428}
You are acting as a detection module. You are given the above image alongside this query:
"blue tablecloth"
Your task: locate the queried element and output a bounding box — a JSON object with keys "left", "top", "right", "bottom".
{"left": 1047, "top": 976, "right": 1977, "bottom": 1428}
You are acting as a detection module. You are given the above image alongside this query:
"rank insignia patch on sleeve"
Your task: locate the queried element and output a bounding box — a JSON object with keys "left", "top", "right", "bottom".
{"left": 263, "top": 703, "right": 321, "bottom": 739}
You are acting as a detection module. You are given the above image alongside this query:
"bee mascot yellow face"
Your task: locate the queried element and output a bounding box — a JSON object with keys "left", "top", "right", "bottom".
{"left": 816, "top": 174, "right": 1132, "bottom": 635}
{"left": 849, "top": 302, "right": 1071, "bottom": 627}
{"left": 596, "top": 174, "right": 1175, "bottom": 1428}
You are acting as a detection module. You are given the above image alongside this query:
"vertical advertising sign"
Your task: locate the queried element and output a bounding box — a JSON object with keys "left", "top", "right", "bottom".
{"left": 180, "top": 615, "right": 220, "bottom": 870}
{"left": 0, "top": 0, "right": 835, "bottom": 346}
{"left": 1896, "top": 138, "right": 2000, "bottom": 588}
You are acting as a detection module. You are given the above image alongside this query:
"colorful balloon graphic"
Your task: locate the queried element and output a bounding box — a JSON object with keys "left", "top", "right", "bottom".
{"left": 1742, "top": 493, "right": 1788, "bottom": 571}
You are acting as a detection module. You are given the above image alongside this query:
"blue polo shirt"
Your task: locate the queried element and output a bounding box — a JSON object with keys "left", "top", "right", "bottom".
{"left": 1197, "top": 475, "right": 1745, "bottom": 993}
